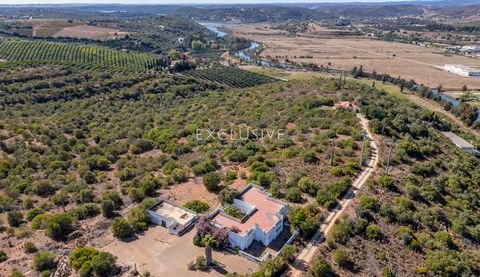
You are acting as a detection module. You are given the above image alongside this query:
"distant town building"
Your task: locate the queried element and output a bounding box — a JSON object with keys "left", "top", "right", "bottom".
{"left": 443, "top": 64, "right": 480, "bottom": 77}
{"left": 147, "top": 198, "right": 197, "bottom": 236}
{"left": 442, "top": 132, "right": 477, "bottom": 155}
{"left": 460, "top": 45, "right": 480, "bottom": 54}
{"left": 210, "top": 184, "right": 287, "bottom": 250}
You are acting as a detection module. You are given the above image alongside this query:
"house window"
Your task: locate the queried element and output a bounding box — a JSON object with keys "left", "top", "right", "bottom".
{"left": 276, "top": 223, "right": 282, "bottom": 232}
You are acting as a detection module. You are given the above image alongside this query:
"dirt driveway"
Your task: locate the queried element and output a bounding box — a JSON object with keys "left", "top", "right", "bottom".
{"left": 103, "top": 226, "right": 258, "bottom": 276}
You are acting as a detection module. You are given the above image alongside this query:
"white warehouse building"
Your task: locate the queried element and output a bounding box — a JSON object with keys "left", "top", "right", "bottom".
{"left": 443, "top": 64, "right": 480, "bottom": 77}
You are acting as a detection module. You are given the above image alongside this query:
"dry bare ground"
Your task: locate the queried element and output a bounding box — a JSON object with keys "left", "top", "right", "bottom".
{"left": 103, "top": 226, "right": 258, "bottom": 276}
{"left": 53, "top": 25, "right": 124, "bottom": 40}
{"left": 228, "top": 24, "right": 480, "bottom": 88}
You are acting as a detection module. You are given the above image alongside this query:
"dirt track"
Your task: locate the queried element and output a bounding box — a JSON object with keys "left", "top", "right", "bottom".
{"left": 292, "top": 113, "right": 379, "bottom": 276}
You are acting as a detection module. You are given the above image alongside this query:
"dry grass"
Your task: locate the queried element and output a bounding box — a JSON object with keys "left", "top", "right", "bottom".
{"left": 53, "top": 25, "right": 124, "bottom": 40}
{"left": 229, "top": 24, "right": 480, "bottom": 88}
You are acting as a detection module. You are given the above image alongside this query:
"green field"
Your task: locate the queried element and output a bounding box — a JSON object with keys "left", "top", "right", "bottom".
{"left": 0, "top": 39, "right": 159, "bottom": 71}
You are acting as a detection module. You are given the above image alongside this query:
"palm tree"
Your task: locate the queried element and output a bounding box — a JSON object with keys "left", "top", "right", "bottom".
{"left": 202, "top": 235, "right": 216, "bottom": 266}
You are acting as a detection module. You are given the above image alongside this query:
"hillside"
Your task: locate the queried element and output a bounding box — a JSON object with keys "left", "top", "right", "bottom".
{"left": 0, "top": 63, "right": 367, "bottom": 275}
{"left": 304, "top": 80, "right": 480, "bottom": 277}
{"left": 0, "top": 39, "right": 160, "bottom": 71}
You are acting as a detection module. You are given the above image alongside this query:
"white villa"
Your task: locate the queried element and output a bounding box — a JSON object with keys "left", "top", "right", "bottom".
{"left": 210, "top": 184, "right": 288, "bottom": 250}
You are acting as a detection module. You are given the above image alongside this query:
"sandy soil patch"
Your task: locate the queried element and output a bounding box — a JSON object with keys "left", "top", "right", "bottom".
{"left": 160, "top": 177, "right": 221, "bottom": 208}
{"left": 103, "top": 226, "right": 258, "bottom": 276}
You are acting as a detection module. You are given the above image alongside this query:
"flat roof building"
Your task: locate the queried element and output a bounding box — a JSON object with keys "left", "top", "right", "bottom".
{"left": 442, "top": 132, "right": 477, "bottom": 155}
{"left": 147, "top": 198, "right": 197, "bottom": 236}
{"left": 210, "top": 184, "right": 287, "bottom": 250}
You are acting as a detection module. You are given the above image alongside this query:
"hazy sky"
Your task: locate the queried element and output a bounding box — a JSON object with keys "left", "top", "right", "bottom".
{"left": 0, "top": 0, "right": 416, "bottom": 4}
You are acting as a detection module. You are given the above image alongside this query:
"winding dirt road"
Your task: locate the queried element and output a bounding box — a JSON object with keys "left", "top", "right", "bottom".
{"left": 292, "top": 113, "right": 379, "bottom": 276}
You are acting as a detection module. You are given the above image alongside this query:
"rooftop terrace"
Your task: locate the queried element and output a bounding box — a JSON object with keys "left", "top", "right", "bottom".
{"left": 212, "top": 185, "right": 285, "bottom": 235}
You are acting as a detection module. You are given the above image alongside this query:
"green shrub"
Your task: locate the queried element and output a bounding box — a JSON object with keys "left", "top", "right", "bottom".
{"left": 33, "top": 181, "right": 56, "bottom": 197}
{"left": 111, "top": 217, "right": 133, "bottom": 239}
{"left": 378, "top": 173, "right": 396, "bottom": 190}
{"left": 285, "top": 187, "right": 302, "bottom": 203}
{"left": 366, "top": 224, "right": 382, "bottom": 240}
{"left": 7, "top": 210, "right": 23, "bottom": 227}
{"left": 25, "top": 208, "right": 43, "bottom": 222}
{"left": 101, "top": 200, "right": 116, "bottom": 218}
{"left": 316, "top": 188, "right": 337, "bottom": 209}
{"left": 45, "top": 213, "right": 74, "bottom": 240}
{"left": 298, "top": 177, "right": 320, "bottom": 196}
{"left": 69, "top": 246, "right": 117, "bottom": 277}
{"left": 225, "top": 205, "right": 243, "bottom": 219}
{"left": 171, "top": 168, "right": 187, "bottom": 183}
{"left": 86, "top": 155, "right": 111, "bottom": 171}
{"left": 279, "top": 244, "right": 297, "bottom": 263}
{"left": 203, "top": 172, "right": 221, "bottom": 192}
{"left": 130, "top": 139, "right": 154, "bottom": 154}
{"left": 302, "top": 151, "right": 318, "bottom": 163}
{"left": 24, "top": 241, "right": 37, "bottom": 253}
{"left": 426, "top": 250, "right": 472, "bottom": 276}
{"left": 286, "top": 206, "right": 318, "bottom": 237}
{"left": 332, "top": 248, "right": 350, "bottom": 268}
{"left": 69, "top": 203, "right": 100, "bottom": 220}
{"left": 225, "top": 171, "right": 238, "bottom": 181}
{"left": 128, "top": 187, "right": 145, "bottom": 203}
{"left": 359, "top": 194, "right": 378, "bottom": 211}
{"left": 184, "top": 200, "right": 210, "bottom": 213}
{"left": 331, "top": 222, "right": 352, "bottom": 244}
{"left": 328, "top": 178, "right": 351, "bottom": 198}
{"left": 309, "top": 256, "right": 332, "bottom": 277}
{"left": 128, "top": 207, "right": 151, "bottom": 232}
{"left": 33, "top": 250, "right": 55, "bottom": 271}
{"left": 192, "top": 159, "right": 219, "bottom": 176}
{"left": 218, "top": 188, "right": 237, "bottom": 204}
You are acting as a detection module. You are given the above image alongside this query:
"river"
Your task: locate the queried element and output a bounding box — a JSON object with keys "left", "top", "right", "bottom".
{"left": 199, "top": 22, "right": 273, "bottom": 65}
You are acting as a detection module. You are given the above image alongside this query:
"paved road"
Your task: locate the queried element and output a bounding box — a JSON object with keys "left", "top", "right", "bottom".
{"left": 292, "top": 113, "right": 379, "bottom": 276}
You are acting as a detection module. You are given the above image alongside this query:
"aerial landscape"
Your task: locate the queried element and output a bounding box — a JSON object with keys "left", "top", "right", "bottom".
{"left": 0, "top": 0, "right": 479, "bottom": 276}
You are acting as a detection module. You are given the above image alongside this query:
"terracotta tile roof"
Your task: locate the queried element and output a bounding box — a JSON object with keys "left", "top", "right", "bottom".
{"left": 212, "top": 186, "right": 284, "bottom": 235}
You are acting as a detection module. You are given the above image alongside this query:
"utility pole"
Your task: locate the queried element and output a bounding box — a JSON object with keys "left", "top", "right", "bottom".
{"left": 359, "top": 134, "right": 367, "bottom": 168}
{"left": 330, "top": 139, "right": 336, "bottom": 166}
{"left": 381, "top": 118, "right": 386, "bottom": 136}
{"left": 386, "top": 139, "right": 394, "bottom": 173}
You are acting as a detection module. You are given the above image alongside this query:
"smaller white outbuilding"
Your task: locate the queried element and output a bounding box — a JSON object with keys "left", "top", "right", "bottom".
{"left": 443, "top": 64, "right": 480, "bottom": 77}
{"left": 147, "top": 198, "right": 197, "bottom": 236}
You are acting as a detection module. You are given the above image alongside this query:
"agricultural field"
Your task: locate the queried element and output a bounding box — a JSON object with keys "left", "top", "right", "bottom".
{"left": 32, "top": 20, "right": 81, "bottom": 37}
{"left": 183, "top": 66, "right": 277, "bottom": 88}
{"left": 0, "top": 39, "right": 160, "bottom": 71}
{"left": 52, "top": 24, "right": 126, "bottom": 40}
{"left": 227, "top": 23, "right": 480, "bottom": 88}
